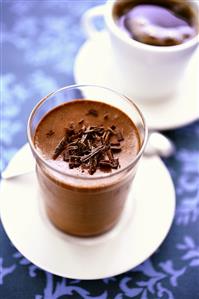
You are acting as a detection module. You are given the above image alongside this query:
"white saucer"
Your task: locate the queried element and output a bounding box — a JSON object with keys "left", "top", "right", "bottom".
{"left": 74, "top": 32, "right": 199, "bottom": 130}
{"left": 0, "top": 144, "right": 175, "bottom": 279}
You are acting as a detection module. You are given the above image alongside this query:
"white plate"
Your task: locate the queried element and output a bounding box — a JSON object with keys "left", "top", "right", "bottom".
{"left": 0, "top": 144, "right": 175, "bottom": 279}
{"left": 74, "top": 32, "right": 199, "bottom": 130}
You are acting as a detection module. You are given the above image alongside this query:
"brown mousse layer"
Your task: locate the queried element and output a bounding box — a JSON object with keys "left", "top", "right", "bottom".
{"left": 34, "top": 100, "right": 141, "bottom": 236}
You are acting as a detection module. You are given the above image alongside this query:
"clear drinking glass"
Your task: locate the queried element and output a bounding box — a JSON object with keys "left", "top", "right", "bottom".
{"left": 27, "top": 85, "right": 148, "bottom": 237}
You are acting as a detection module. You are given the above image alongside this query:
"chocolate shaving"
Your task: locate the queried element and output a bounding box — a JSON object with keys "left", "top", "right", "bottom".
{"left": 111, "top": 158, "right": 119, "bottom": 169}
{"left": 81, "top": 145, "right": 105, "bottom": 163}
{"left": 104, "top": 113, "right": 109, "bottom": 120}
{"left": 104, "top": 131, "right": 111, "bottom": 144}
{"left": 106, "top": 148, "right": 112, "bottom": 161}
{"left": 110, "top": 145, "right": 121, "bottom": 152}
{"left": 108, "top": 127, "right": 116, "bottom": 135}
{"left": 63, "top": 150, "right": 70, "bottom": 162}
{"left": 67, "top": 145, "right": 78, "bottom": 151}
{"left": 53, "top": 136, "right": 67, "bottom": 159}
{"left": 69, "top": 122, "right": 75, "bottom": 129}
{"left": 86, "top": 109, "right": 98, "bottom": 117}
{"left": 99, "top": 160, "right": 113, "bottom": 168}
{"left": 69, "top": 161, "right": 81, "bottom": 168}
{"left": 88, "top": 156, "right": 98, "bottom": 175}
{"left": 99, "top": 159, "right": 119, "bottom": 169}
{"left": 46, "top": 130, "right": 55, "bottom": 137}
{"left": 52, "top": 122, "right": 124, "bottom": 174}
{"left": 78, "top": 119, "right": 84, "bottom": 125}
{"left": 116, "top": 130, "right": 124, "bottom": 141}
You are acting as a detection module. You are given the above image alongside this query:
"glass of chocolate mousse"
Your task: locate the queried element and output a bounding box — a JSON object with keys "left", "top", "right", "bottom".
{"left": 27, "top": 85, "right": 148, "bottom": 237}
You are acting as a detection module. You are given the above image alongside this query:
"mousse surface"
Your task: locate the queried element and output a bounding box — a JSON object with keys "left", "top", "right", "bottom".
{"left": 34, "top": 100, "right": 141, "bottom": 177}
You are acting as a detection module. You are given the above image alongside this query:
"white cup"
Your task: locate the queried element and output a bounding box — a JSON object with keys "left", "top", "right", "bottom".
{"left": 82, "top": 0, "right": 199, "bottom": 102}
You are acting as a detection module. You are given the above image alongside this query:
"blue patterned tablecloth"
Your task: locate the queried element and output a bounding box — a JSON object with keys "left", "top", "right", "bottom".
{"left": 1, "top": 1, "right": 199, "bottom": 298}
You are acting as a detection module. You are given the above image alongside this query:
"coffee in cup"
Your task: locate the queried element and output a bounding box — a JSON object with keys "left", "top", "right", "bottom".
{"left": 82, "top": 0, "right": 199, "bottom": 101}
{"left": 115, "top": 0, "right": 198, "bottom": 46}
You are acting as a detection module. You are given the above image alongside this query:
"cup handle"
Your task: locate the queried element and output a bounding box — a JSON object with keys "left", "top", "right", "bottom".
{"left": 81, "top": 5, "right": 105, "bottom": 39}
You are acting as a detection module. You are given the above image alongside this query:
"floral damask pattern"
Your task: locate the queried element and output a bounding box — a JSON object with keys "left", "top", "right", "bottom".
{"left": 175, "top": 150, "right": 199, "bottom": 225}
{"left": 1, "top": 1, "right": 199, "bottom": 298}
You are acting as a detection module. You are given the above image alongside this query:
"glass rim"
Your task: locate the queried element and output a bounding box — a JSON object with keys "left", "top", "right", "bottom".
{"left": 27, "top": 84, "right": 148, "bottom": 181}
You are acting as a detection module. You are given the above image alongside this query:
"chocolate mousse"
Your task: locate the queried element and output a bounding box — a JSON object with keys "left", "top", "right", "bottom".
{"left": 34, "top": 100, "right": 141, "bottom": 236}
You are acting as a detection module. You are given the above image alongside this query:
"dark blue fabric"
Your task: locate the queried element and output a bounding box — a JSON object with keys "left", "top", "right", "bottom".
{"left": 1, "top": 1, "right": 199, "bottom": 298}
